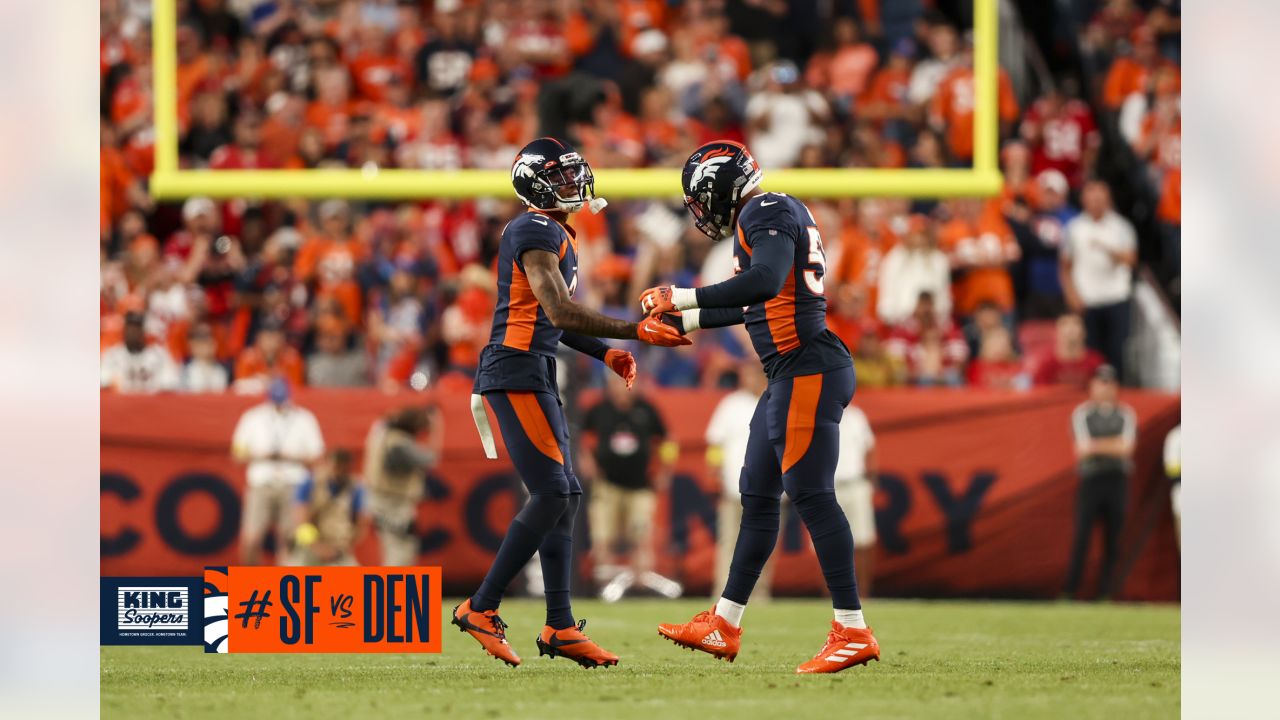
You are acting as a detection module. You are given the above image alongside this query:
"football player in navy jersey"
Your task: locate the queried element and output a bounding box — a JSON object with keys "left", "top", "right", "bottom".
{"left": 452, "top": 137, "right": 689, "bottom": 669}
{"left": 647, "top": 141, "right": 881, "bottom": 674}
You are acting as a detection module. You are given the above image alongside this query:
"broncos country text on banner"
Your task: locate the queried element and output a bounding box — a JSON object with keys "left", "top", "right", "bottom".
{"left": 203, "top": 566, "right": 442, "bottom": 653}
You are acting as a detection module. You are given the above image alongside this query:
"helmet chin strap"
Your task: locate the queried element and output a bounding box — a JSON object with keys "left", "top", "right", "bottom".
{"left": 587, "top": 197, "right": 609, "bottom": 214}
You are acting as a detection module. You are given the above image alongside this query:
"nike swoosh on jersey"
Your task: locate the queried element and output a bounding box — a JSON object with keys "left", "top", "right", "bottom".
{"left": 759, "top": 200, "right": 777, "bottom": 206}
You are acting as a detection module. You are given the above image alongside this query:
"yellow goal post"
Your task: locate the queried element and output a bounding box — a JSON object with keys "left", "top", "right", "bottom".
{"left": 149, "top": 0, "right": 1002, "bottom": 200}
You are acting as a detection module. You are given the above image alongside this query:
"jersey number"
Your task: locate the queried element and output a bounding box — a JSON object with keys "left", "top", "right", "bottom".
{"left": 804, "top": 227, "right": 827, "bottom": 294}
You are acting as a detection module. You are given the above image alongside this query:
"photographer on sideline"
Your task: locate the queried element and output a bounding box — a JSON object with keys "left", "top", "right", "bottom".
{"left": 364, "top": 404, "right": 443, "bottom": 566}
{"left": 291, "top": 448, "right": 370, "bottom": 566}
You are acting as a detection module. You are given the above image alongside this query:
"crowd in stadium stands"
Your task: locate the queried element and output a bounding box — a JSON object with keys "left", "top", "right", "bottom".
{"left": 99, "top": 0, "right": 1180, "bottom": 394}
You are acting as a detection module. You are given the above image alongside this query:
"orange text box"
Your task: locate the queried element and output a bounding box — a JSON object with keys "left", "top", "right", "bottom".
{"left": 217, "top": 566, "right": 441, "bottom": 653}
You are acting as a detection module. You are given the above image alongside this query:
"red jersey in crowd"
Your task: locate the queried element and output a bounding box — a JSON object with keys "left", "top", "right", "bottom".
{"left": 1022, "top": 98, "right": 1098, "bottom": 188}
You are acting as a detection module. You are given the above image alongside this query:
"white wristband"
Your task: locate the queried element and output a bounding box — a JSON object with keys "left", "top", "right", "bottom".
{"left": 681, "top": 308, "right": 702, "bottom": 333}
{"left": 672, "top": 287, "right": 699, "bottom": 311}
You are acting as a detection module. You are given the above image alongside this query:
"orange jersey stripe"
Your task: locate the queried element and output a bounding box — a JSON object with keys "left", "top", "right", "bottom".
{"left": 781, "top": 373, "right": 823, "bottom": 474}
{"left": 765, "top": 272, "right": 800, "bottom": 354}
{"left": 506, "top": 392, "right": 565, "bottom": 464}
{"left": 737, "top": 224, "right": 753, "bottom": 257}
{"left": 502, "top": 261, "right": 538, "bottom": 351}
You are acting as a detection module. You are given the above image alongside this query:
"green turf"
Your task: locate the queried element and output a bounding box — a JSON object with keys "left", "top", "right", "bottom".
{"left": 101, "top": 598, "right": 1179, "bottom": 720}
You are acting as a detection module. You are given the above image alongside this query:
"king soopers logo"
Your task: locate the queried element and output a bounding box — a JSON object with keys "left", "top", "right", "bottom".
{"left": 118, "top": 586, "right": 189, "bottom": 630}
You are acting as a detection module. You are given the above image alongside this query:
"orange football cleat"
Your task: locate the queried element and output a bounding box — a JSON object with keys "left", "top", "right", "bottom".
{"left": 451, "top": 599, "right": 521, "bottom": 667}
{"left": 794, "top": 621, "right": 880, "bottom": 674}
{"left": 656, "top": 607, "right": 742, "bottom": 662}
{"left": 535, "top": 619, "right": 619, "bottom": 669}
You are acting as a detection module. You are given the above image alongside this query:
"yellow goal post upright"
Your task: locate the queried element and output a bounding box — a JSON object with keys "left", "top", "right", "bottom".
{"left": 149, "top": 0, "right": 1002, "bottom": 200}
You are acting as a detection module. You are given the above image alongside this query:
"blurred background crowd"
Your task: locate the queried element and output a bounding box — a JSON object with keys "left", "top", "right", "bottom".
{"left": 99, "top": 0, "right": 1181, "bottom": 395}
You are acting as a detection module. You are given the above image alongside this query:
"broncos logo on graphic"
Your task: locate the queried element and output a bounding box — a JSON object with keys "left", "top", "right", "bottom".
{"left": 203, "top": 566, "right": 230, "bottom": 653}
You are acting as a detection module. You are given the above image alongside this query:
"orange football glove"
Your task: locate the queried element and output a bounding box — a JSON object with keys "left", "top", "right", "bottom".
{"left": 638, "top": 285, "right": 677, "bottom": 316}
{"left": 604, "top": 348, "right": 637, "bottom": 389}
{"left": 636, "top": 316, "right": 693, "bottom": 347}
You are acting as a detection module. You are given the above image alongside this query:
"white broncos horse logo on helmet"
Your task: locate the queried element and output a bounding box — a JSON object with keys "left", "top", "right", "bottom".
{"left": 511, "top": 153, "right": 546, "bottom": 181}
{"left": 690, "top": 154, "right": 735, "bottom": 189}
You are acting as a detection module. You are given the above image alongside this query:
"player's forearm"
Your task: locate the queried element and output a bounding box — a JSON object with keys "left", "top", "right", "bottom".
{"left": 694, "top": 264, "right": 787, "bottom": 308}
{"left": 559, "top": 331, "right": 611, "bottom": 361}
{"left": 678, "top": 306, "right": 745, "bottom": 333}
{"left": 546, "top": 300, "right": 638, "bottom": 340}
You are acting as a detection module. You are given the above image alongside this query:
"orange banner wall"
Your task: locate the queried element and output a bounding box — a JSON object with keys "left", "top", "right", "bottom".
{"left": 102, "top": 387, "right": 1180, "bottom": 601}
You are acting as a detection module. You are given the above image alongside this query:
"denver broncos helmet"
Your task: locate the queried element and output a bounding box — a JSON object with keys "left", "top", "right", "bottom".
{"left": 681, "top": 140, "right": 763, "bottom": 239}
{"left": 510, "top": 137, "right": 605, "bottom": 214}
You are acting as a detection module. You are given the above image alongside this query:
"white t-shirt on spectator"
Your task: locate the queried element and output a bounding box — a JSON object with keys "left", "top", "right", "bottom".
{"left": 705, "top": 389, "right": 760, "bottom": 499}
{"left": 876, "top": 245, "right": 952, "bottom": 324}
{"left": 835, "top": 405, "right": 876, "bottom": 485}
{"left": 100, "top": 343, "right": 180, "bottom": 394}
{"left": 908, "top": 56, "right": 956, "bottom": 105}
{"left": 745, "top": 90, "right": 827, "bottom": 169}
{"left": 181, "top": 360, "right": 229, "bottom": 393}
{"left": 1063, "top": 210, "right": 1137, "bottom": 307}
{"left": 231, "top": 402, "right": 325, "bottom": 487}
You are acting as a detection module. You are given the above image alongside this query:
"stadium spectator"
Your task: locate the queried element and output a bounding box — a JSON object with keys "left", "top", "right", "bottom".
{"left": 1103, "top": 25, "right": 1179, "bottom": 111}
{"left": 705, "top": 364, "right": 771, "bottom": 600}
{"left": 234, "top": 318, "right": 305, "bottom": 390}
{"left": 231, "top": 377, "right": 325, "bottom": 565}
{"left": 1017, "top": 170, "right": 1077, "bottom": 319}
{"left": 1063, "top": 365, "right": 1136, "bottom": 600}
{"left": 939, "top": 198, "right": 1020, "bottom": 321}
{"left": 886, "top": 292, "right": 968, "bottom": 387}
{"left": 363, "top": 405, "right": 442, "bottom": 567}
{"left": 1032, "top": 313, "right": 1106, "bottom": 390}
{"left": 306, "top": 312, "right": 370, "bottom": 387}
{"left": 581, "top": 375, "right": 673, "bottom": 588}
{"left": 907, "top": 21, "right": 959, "bottom": 108}
{"left": 852, "top": 326, "right": 906, "bottom": 389}
{"left": 294, "top": 199, "right": 365, "bottom": 326}
{"left": 962, "top": 300, "right": 1005, "bottom": 360}
{"left": 291, "top": 448, "right": 370, "bottom": 566}
{"left": 806, "top": 18, "right": 878, "bottom": 116}
{"left": 875, "top": 215, "right": 950, "bottom": 325}
{"left": 1020, "top": 83, "right": 1099, "bottom": 190}
{"left": 966, "top": 326, "right": 1029, "bottom": 390}
{"left": 179, "top": 322, "right": 229, "bottom": 393}
{"left": 745, "top": 61, "right": 829, "bottom": 170}
{"left": 1061, "top": 181, "right": 1137, "bottom": 378}
{"left": 835, "top": 403, "right": 878, "bottom": 597}
{"left": 928, "top": 39, "right": 1019, "bottom": 164}
{"left": 1132, "top": 76, "right": 1181, "bottom": 290}
{"left": 101, "top": 311, "right": 180, "bottom": 394}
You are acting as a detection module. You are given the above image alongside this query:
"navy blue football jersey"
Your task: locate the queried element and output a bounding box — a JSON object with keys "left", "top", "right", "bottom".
{"left": 733, "top": 192, "right": 851, "bottom": 379}
{"left": 473, "top": 209, "right": 578, "bottom": 395}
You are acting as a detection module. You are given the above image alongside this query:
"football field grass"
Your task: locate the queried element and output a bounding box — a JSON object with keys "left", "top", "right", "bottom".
{"left": 101, "top": 598, "right": 1179, "bottom": 719}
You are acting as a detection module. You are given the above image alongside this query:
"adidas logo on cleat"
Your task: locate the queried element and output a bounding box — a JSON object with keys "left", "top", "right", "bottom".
{"left": 701, "top": 630, "right": 728, "bottom": 648}
{"left": 823, "top": 641, "right": 868, "bottom": 663}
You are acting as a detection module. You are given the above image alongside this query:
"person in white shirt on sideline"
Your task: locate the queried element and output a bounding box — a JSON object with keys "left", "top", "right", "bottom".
{"left": 834, "top": 402, "right": 879, "bottom": 598}
{"left": 100, "top": 311, "right": 180, "bottom": 394}
{"left": 1164, "top": 424, "right": 1181, "bottom": 549}
{"left": 231, "top": 377, "right": 325, "bottom": 565}
{"left": 704, "top": 364, "right": 774, "bottom": 600}
{"left": 1061, "top": 180, "right": 1137, "bottom": 379}
{"left": 179, "top": 322, "right": 228, "bottom": 393}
